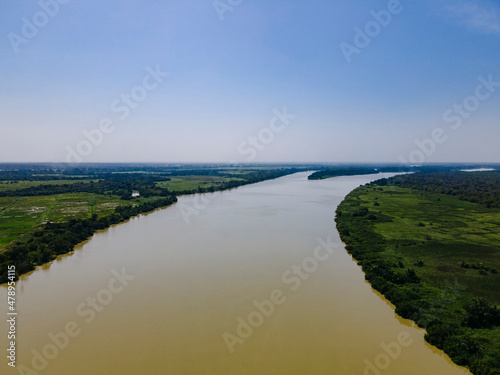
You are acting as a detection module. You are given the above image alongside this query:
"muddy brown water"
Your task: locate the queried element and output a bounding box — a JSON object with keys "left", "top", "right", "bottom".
{"left": 1, "top": 172, "right": 470, "bottom": 374}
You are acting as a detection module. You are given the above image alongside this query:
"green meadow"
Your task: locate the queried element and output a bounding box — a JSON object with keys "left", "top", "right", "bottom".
{"left": 0, "top": 193, "right": 165, "bottom": 249}
{"left": 156, "top": 175, "right": 244, "bottom": 192}
{"left": 360, "top": 186, "right": 500, "bottom": 303}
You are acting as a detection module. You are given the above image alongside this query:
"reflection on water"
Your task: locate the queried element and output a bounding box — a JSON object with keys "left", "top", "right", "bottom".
{"left": 0, "top": 172, "right": 470, "bottom": 374}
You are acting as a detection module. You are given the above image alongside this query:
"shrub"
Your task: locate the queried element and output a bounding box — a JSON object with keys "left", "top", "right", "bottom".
{"left": 463, "top": 298, "right": 500, "bottom": 328}
{"left": 425, "top": 321, "right": 462, "bottom": 349}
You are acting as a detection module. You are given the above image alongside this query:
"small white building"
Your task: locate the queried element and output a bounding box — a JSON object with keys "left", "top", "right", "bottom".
{"left": 131, "top": 190, "right": 140, "bottom": 197}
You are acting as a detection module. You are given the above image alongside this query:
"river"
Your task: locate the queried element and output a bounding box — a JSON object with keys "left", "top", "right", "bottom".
{"left": 1, "top": 172, "right": 470, "bottom": 375}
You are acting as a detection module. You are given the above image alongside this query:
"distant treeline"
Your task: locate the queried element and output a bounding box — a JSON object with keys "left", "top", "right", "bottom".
{"left": 0, "top": 196, "right": 177, "bottom": 283}
{"left": 0, "top": 176, "right": 172, "bottom": 200}
{"left": 0, "top": 163, "right": 315, "bottom": 180}
{"left": 307, "top": 165, "right": 500, "bottom": 181}
{"left": 308, "top": 167, "right": 385, "bottom": 180}
{"left": 174, "top": 168, "right": 302, "bottom": 195}
{"left": 378, "top": 171, "right": 500, "bottom": 208}
{"left": 308, "top": 166, "right": 420, "bottom": 180}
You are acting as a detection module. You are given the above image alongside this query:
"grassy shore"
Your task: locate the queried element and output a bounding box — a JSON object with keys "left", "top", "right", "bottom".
{"left": 336, "top": 181, "right": 500, "bottom": 375}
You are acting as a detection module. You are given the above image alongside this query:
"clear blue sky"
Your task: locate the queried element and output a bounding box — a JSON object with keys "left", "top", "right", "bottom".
{"left": 1, "top": 0, "right": 499, "bottom": 163}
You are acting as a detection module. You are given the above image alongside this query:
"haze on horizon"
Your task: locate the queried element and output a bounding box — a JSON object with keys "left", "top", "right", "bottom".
{"left": 1, "top": 0, "right": 499, "bottom": 164}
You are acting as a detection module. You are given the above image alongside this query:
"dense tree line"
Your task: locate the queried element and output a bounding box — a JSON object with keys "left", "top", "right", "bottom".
{"left": 0, "top": 196, "right": 177, "bottom": 283}
{"left": 377, "top": 171, "right": 500, "bottom": 208}
{"left": 308, "top": 167, "right": 382, "bottom": 180}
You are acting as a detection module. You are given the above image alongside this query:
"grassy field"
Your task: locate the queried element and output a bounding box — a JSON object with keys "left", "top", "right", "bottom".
{"left": 359, "top": 186, "right": 500, "bottom": 304}
{"left": 337, "top": 183, "right": 500, "bottom": 374}
{"left": 156, "top": 175, "right": 244, "bottom": 192}
{"left": 0, "top": 193, "right": 164, "bottom": 249}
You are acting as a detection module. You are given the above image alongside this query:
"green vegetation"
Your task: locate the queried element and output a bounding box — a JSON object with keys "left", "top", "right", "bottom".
{"left": 308, "top": 165, "right": 425, "bottom": 180}
{"left": 0, "top": 163, "right": 304, "bottom": 282}
{"left": 336, "top": 172, "right": 500, "bottom": 375}
{"left": 0, "top": 193, "right": 165, "bottom": 248}
{"left": 156, "top": 175, "right": 242, "bottom": 192}
{"left": 0, "top": 164, "right": 304, "bottom": 198}
{"left": 0, "top": 174, "right": 172, "bottom": 199}
{"left": 388, "top": 171, "right": 500, "bottom": 208}
{"left": 0, "top": 179, "right": 97, "bottom": 192}
{"left": 307, "top": 165, "right": 499, "bottom": 181}
{"left": 0, "top": 196, "right": 177, "bottom": 283}
{"left": 308, "top": 167, "right": 386, "bottom": 180}
{"left": 155, "top": 169, "right": 297, "bottom": 195}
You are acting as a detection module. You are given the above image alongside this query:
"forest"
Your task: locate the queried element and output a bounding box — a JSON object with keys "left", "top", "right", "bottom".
{"left": 384, "top": 171, "right": 500, "bottom": 208}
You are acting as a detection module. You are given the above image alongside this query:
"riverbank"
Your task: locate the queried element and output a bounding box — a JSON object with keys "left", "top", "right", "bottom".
{"left": 0, "top": 196, "right": 178, "bottom": 283}
{"left": 336, "top": 176, "right": 500, "bottom": 375}
{"left": 0, "top": 166, "right": 304, "bottom": 283}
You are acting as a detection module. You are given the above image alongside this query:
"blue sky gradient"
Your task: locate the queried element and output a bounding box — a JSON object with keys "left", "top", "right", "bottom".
{"left": 1, "top": 0, "right": 499, "bottom": 163}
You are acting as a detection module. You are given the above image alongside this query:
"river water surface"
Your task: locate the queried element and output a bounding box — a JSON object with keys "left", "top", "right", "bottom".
{"left": 1, "top": 172, "right": 470, "bottom": 374}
